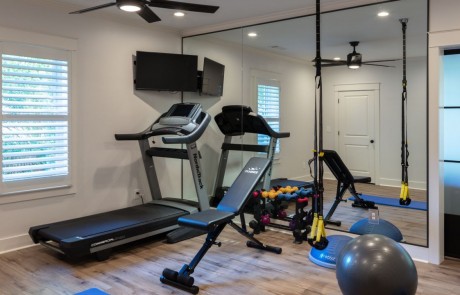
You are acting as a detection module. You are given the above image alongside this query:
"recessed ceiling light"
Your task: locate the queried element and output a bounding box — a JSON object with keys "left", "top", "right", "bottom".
{"left": 378, "top": 11, "right": 389, "bottom": 17}
{"left": 174, "top": 11, "right": 185, "bottom": 17}
{"left": 247, "top": 32, "right": 258, "bottom": 37}
{"left": 333, "top": 57, "right": 341, "bottom": 61}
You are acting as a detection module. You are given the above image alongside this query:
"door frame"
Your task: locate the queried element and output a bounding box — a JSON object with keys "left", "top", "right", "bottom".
{"left": 334, "top": 83, "right": 380, "bottom": 185}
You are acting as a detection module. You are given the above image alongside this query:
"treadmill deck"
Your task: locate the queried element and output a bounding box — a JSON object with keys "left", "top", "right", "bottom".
{"left": 33, "top": 203, "right": 187, "bottom": 242}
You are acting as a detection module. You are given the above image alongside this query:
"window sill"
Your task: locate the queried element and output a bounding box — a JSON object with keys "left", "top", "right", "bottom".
{"left": 0, "top": 185, "right": 76, "bottom": 205}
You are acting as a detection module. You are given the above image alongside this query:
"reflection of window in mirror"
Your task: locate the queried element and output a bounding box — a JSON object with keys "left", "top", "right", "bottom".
{"left": 252, "top": 70, "right": 281, "bottom": 154}
{"left": 441, "top": 50, "right": 460, "bottom": 259}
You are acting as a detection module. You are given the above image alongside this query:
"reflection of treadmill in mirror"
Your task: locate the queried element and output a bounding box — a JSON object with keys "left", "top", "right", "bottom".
{"left": 212, "top": 105, "right": 290, "bottom": 206}
{"left": 29, "top": 103, "right": 210, "bottom": 261}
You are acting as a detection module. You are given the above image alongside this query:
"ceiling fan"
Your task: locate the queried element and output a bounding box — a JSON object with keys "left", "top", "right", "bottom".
{"left": 69, "top": 0, "right": 219, "bottom": 23}
{"left": 318, "top": 41, "right": 399, "bottom": 69}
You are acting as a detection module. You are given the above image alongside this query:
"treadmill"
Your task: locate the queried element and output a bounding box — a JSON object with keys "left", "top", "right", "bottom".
{"left": 29, "top": 103, "right": 211, "bottom": 261}
{"left": 212, "top": 105, "right": 290, "bottom": 206}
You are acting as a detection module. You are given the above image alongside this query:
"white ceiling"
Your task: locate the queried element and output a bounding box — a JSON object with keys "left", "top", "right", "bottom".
{"left": 200, "top": 0, "right": 427, "bottom": 62}
{"left": 48, "top": 0, "right": 388, "bottom": 34}
{"left": 44, "top": 0, "right": 427, "bottom": 61}
{"left": 51, "top": 0, "right": 315, "bottom": 32}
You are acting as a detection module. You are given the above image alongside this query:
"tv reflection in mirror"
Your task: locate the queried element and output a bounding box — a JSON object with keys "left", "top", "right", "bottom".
{"left": 199, "top": 57, "right": 225, "bottom": 96}
{"left": 134, "top": 51, "right": 198, "bottom": 92}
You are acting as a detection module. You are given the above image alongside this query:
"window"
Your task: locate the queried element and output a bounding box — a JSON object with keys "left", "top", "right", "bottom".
{"left": 441, "top": 50, "right": 460, "bottom": 215}
{"left": 441, "top": 49, "right": 460, "bottom": 258}
{"left": 1, "top": 42, "right": 72, "bottom": 196}
{"left": 255, "top": 76, "right": 281, "bottom": 153}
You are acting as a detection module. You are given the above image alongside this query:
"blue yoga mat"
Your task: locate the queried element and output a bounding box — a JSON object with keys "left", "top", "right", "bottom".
{"left": 348, "top": 195, "right": 427, "bottom": 211}
{"left": 75, "top": 288, "right": 109, "bottom": 295}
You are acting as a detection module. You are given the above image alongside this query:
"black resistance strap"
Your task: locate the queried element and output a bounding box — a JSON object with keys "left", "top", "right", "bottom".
{"left": 399, "top": 18, "right": 411, "bottom": 206}
{"left": 308, "top": 0, "right": 328, "bottom": 250}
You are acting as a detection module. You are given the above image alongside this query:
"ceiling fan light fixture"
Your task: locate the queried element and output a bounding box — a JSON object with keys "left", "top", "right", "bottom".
{"left": 348, "top": 64, "right": 360, "bottom": 69}
{"left": 347, "top": 52, "right": 362, "bottom": 69}
{"left": 118, "top": 0, "right": 142, "bottom": 12}
{"left": 347, "top": 41, "right": 362, "bottom": 69}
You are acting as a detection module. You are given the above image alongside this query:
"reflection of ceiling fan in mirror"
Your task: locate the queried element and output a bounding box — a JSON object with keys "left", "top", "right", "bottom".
{"left": 69, "top": 0, "right": 219, "bottom": 23}
{"left": 320, "top": 41, "right": 399, "bottom": 69}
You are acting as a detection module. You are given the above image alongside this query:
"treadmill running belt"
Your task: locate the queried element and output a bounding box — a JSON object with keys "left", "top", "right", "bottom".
{"left": 37, "top": 203, "right": 187, "bottom": 241}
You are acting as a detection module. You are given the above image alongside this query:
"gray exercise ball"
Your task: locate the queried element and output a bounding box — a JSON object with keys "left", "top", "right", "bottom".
{"left": 336, "top": 234, "right": 418, "bottom": 295}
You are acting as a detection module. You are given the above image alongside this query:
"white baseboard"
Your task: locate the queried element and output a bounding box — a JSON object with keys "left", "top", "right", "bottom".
{"left": 306, "top": 172, "right": 427, "bottom": 191}
{"left": 0, "top": 234, "right": 35, "bottom": 255}
{"left": 324, "top": 171, "right": 334, "bottom": 180}
{"left": 378, "top": 178, "right": 427, "bottom": 190}
{"left": 283, "top": 174, "right": 313, "bottom": 182}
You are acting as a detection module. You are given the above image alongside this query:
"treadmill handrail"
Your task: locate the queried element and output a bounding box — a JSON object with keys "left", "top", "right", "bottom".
{"left": 215, "top": 105, "right": 290, "bottom": 139}
{"left": 162, "top": 112, "right": 211, "bottom": 144}
{"left": 114, "top": 112, "right": 210, "bottom": 144}
{"left": 115, "top": 127, "right": 154, "bottom": 141}
{"left": 115, "top": 115, "right": 163, "bottom": 141}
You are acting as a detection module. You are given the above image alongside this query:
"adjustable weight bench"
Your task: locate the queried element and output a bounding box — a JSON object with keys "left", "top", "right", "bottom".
{"left": 322, "top": 150, "right": 377, "bottom": 226}
{"left": 160, "top": 157, "right": 282, "bottom": 294}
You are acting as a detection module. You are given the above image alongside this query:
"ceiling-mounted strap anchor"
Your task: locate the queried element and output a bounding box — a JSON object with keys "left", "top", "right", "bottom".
{"left": 399, "top": 18, "right": 409, "bottom": 26}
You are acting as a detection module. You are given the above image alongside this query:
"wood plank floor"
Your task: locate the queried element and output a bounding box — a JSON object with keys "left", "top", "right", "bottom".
{"left": 0, "top": 227, "right": 458, "bottom": 295}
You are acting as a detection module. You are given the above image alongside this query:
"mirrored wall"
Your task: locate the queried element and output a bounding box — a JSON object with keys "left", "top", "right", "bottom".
{"left": 182, "top": 0, "right": 428, "bottom": 246}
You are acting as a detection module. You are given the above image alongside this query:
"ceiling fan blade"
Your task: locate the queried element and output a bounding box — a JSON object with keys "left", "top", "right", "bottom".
{"left": 320, "top": 59, "right": 345, "bottom": 63}
{"left": 148, "top": 0, "right": 219, "bottom": 13}
{"left": 321, "top": 63, "right": 345, "bottom": 67}
{"left": 364, "top": 59, "right": 401, "bottom": 63}
{"left": 69, "top": 2, "right": 116, "bottom": 14}
{"left": 362, "top": 63, "right": 395, "bottom": 68}
{"left": 137, "top": 5, "right": 161, "bottom": 22}
{"left": 311, "top": 58, "right": 345, "bottom": 63}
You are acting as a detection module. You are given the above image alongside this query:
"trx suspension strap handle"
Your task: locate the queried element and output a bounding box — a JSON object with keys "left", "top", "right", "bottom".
{"left": 399, "top": 18, "right": 411, "bottom": 206}
{"left": 308, "top": 0, "right": 328, "bottom": 250}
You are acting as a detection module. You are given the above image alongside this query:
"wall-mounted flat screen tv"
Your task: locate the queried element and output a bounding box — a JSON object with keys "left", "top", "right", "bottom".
{"left": 135, "top": 51, "right": 198, "bottom": 92}
{"left": 200, "top": 57, "right": 225, "bottom": 96}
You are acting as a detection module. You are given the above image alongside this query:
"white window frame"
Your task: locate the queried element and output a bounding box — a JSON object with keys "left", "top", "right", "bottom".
{"left": 251, "top": 69, "right": 282, "bottom": 155}
{"left": 0, "top": 27, "right": 77, "bottom": 204}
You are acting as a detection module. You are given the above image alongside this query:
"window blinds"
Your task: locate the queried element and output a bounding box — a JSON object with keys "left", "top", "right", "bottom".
{"left": 1, "top": 54, "right": 69, "bottom": 183}
{"left": 257, "top": 84, "right": 280, "bottom": 152}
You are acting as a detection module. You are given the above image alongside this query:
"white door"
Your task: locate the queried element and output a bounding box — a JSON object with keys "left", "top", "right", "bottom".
{"left": 337, "top": 88, "right": 378, "bottom": 181}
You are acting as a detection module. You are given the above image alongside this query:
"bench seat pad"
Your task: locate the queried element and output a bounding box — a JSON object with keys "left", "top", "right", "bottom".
{"left": 178, "top": 209, "right": 235, "bottom": 231}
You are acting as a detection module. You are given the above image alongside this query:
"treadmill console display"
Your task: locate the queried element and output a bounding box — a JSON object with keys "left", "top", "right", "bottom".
{"left": 157, "top": 103, "right": 202, "bottom": 131}
{"left": 169, "top": 104, "right": 197, "bottom": 117}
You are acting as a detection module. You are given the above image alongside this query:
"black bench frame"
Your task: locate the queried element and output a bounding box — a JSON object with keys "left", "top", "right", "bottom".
{"left": 160, "top": 157, "right": 281, "bottom": 294}
{"left": 322, "top": 150, "right": 377, "bottom": 226}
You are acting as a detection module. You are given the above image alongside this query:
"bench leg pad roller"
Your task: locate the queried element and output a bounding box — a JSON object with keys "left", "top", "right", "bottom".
{"left": 161, "top": 268, "right": 199, "bottom": 294}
